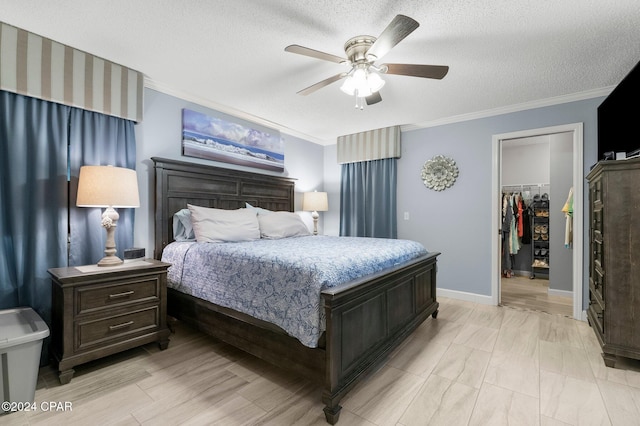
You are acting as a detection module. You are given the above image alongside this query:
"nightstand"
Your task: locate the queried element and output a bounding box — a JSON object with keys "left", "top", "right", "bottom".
{"left": 48, "top": 259, "right": 171, "bottom": 384}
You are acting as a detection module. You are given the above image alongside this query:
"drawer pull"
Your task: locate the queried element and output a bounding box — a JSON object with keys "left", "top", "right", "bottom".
{"left": 108, "top": 321, "right": 134, "bottom": 331}
{"left": 109, "top": 290, "right": 135, "bottom": 299}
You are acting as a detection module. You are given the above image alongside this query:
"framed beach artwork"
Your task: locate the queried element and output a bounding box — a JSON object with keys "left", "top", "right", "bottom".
{"left": 182, "top": 108, "right": 285, "bottom": 171}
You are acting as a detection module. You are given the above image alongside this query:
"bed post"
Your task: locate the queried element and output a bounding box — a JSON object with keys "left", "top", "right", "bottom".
{"left": 322, "top": 295, "right": 342, "bottom": 424}
{"left": 323, "top": 405, "right": 342, "bottom": 425}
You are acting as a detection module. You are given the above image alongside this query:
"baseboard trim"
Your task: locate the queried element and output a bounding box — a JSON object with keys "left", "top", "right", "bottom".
{"left": 437, "top": 288, "right": 588, "bottom": 321}
{"left": 437, "top": 288, "right": 494, "bottom": 305}
{"left": 547, "top": 288, "right": 573, "bottom": 298}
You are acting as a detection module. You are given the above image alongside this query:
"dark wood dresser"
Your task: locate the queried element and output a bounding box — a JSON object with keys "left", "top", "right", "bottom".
{"left": 586, "top": 157, "right": 640, "bottom": 367}
{"left": 48, "top": 259, "right": 171, "bottom": 384}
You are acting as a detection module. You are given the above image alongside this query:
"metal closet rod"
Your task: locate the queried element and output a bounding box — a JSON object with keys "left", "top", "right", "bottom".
{"left": 502, "top": 183, "right": 550, "bottom": 190}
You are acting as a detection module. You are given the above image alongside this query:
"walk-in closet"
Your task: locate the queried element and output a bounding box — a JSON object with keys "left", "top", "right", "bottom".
{"left": 500, "top": 133, "right": 574, "bottom": 316}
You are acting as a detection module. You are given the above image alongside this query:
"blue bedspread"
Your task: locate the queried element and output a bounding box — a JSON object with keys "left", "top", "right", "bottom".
{"left": 162, "top": 236, "right": 428, "bottom": 347}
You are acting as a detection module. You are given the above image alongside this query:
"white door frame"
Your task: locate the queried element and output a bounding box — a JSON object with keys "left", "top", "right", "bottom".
{"left": 491, "top": 123, "right": 584, "bottom": 320}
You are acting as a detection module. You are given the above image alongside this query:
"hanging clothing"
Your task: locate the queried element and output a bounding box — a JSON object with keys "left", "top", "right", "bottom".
{"left": 508, "top": 195, "right": 521, "bottom": 255}
{"left": 501, "top": 194, "right": 513, "bottom": 273}
{"left": 562, "top": 187, "right": 574, "bottom": 248}
{"left": 501, "top": 192, "right": 524, "bottom": 277}
{"left": 517, "top": 195, "right": 524, "bottom": 237}
{"left": 521, "top": 199, "right": 532, "bottom": 244}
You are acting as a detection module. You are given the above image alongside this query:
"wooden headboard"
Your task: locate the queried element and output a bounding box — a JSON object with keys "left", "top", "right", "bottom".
{"left": 152, "top": 157, "right": 295, "bottom": 259}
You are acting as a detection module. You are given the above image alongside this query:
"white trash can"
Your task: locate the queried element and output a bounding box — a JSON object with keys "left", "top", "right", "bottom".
{"left": 0, "top": 307, "right": 50, "bottom": 409}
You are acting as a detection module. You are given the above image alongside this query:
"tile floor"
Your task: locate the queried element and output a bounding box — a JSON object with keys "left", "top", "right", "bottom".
{"left": 4, "top": 297, "right": 640, "bottom": 425}
{"left": 501, "top": 275, "right": 573, "bottom": 317}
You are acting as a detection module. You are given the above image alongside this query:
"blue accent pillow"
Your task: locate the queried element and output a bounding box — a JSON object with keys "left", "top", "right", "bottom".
{"left": 172, "top": 208, "right": 195, "bottom": 241}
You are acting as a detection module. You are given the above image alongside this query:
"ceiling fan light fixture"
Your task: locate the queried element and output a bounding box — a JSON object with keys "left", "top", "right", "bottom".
{"left": 341, "top": 66, "right": 385, "bottom": 107}
{"left": 355, "top": 85, "right": 373, "bottom": 98}
{"left": 367, "top": 71, "right": 385, "bottom": 92}
{"left": 340, "top": 76, "right": 356, "bottom": 95}
{"left": 352, "top": 68, "right": 372, "bottom": 96}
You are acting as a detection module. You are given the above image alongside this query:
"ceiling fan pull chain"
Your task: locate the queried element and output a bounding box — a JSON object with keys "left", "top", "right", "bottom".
{"left": 354, "top": 90, "right": 364, "bottom": 110}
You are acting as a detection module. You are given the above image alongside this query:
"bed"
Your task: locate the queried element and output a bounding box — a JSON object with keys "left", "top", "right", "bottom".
{"left": 152, "top": 157, "right": 440, "bottom": 424}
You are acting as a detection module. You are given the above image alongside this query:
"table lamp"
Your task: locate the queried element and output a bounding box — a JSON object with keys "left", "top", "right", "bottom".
{"left": 76, "top": 165, "right": 140, "bottom": 266}
{"left": 302, "top": 191, "right": 328, "bottom": 235}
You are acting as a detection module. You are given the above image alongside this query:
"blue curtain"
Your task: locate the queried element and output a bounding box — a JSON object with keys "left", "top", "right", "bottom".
{"left": 0, "top": 91, "right": 69, "bottom": 322}
{"left": 0, "top": 91, "right": 136, "bottom": 362}
{"left": 339, "top": 158, "right": 397, "bottom": 238}
{"left": 68, "top": 109, "right": 137, "bottom": 266}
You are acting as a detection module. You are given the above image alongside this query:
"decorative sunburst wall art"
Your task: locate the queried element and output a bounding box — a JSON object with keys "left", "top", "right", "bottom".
{"left": 421, "top": 155, "right": 459, "bottom": 191}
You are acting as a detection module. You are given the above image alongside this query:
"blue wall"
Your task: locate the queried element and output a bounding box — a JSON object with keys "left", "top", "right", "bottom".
{"left": 134, "top": 88, "right": 325, "bottom": 257}
{"left": 396, "top": 98, "right": 604, "bottom": 302}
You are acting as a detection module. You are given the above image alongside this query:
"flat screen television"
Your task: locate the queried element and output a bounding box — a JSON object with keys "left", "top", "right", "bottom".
{"left": 597, "top": 60, "right": 640, "bottom": 161}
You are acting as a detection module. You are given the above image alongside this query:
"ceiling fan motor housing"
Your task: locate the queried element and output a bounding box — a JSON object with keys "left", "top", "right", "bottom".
{"left": 344, "top": 36, "right": 377, "bottom": 64}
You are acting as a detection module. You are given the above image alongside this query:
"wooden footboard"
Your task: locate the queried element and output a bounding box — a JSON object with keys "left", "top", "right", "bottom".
{"left": 321, "top": 252, "right": 439, "bottom": 423}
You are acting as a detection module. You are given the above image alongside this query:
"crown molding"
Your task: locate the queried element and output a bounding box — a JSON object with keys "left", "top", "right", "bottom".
{"left": 144, "top": 76, "right": 613, "bottom": 146}
{"left": 401, "top": 86, "right": 614, "bottom": 133}
{"left": 144, "top": 77, "right": 330, "bottom": 146}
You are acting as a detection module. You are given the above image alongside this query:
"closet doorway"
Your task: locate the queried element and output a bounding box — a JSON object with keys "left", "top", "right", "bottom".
{"left": 491, "top": 124, "right": 584, "bottom": 320}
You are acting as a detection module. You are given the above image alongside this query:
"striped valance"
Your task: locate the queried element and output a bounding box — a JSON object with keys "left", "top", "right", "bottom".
{"left": 337, "top": 125, "right": 401, "bottom": 164}
{"left": 0, "top": 22, "right": 143, "bottom": 122}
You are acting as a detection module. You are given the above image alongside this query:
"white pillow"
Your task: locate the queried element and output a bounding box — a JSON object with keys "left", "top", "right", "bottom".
{"left": 294, "top": 211, "right": 314, "bottom": 234}
{"left": 187, "top": 204, "right": 260, "bottom": 243}
{"left": 245, "top": 202, "right": 273, "bottom": 215}
{"left": 258, "top": 211, "right": 311, "bottom": 239}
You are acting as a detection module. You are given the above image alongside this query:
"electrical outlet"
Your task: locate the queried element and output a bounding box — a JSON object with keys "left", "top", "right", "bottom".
{"left": 404, "top": 212, "right": 410, "bottom": 220}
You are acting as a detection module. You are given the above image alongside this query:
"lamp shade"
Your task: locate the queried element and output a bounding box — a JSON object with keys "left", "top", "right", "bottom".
{"left": 77, "top": 165, "right": 140, "bottom": 208}
{"left": 302, "top": 191, "right": 328, "bottom": 212}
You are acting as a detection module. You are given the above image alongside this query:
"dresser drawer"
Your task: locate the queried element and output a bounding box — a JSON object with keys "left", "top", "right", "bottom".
{"left": 76, "top": 305, "right": 160, "bottom": 351}
{"left": 76, "top": 276, "right": 160, "bottom": 315}
{"left": 594, "top": 258, "right": 605, "bottom": 294}
{"left": 592, "top": 208, "right": 603, "bottom": 233}
{"left": 589, "top": 276, "right": 605, "bottom": 308}
{"left": 592, "top": 236, "right": 603, "bottom": 267}
{"left": 590, "top": 180, "right": 602, "bottom": 205}
{"left": 588, "top": 294, "right": 604, "bottom": 336}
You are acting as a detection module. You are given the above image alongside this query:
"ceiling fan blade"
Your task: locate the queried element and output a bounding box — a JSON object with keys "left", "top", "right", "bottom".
{"left": 366, "top": 92, "right": 382, "bottom": 105}
{"left": 285, "top": 44, "right": 346, "bottom": 64}
{"left": 383, "top": 64, "right": 449, "bottom": 79}
{"left": 297, "top": 73, "right": 347, "bottom": 96}
{"left": 366, "top": 15, "right": 419, "bottom": 61}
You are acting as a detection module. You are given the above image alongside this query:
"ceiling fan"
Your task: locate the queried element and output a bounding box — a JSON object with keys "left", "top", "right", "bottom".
{"left": 285, "top": 14, "right": 449, "bottom": 109}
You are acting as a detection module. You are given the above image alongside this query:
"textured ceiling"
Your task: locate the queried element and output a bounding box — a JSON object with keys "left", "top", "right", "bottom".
{"left": 1, "top": 0, "right": 639, "bottom": 144}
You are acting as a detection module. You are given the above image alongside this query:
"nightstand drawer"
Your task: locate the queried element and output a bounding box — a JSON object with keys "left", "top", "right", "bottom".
{"left": 76, "top": 306, "right": 159, "bottom": 350}
{"left": 49, "top": 259, "right": 171, "bottom": 384}
{"left": 76, "top": 277, "right": 160, "bottom": 314}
